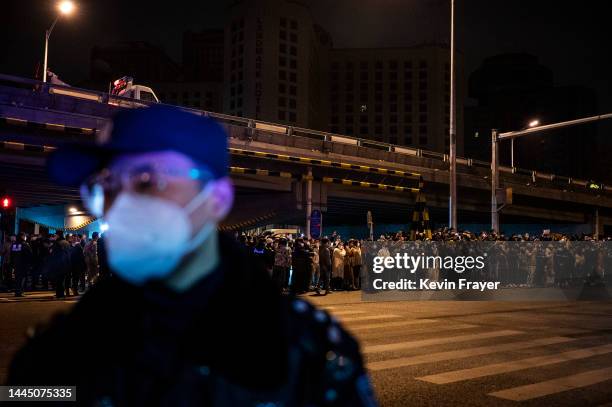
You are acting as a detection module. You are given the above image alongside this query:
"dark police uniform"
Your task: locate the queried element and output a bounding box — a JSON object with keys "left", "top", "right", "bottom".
{"left": 8, "top": 234, "right": 377, "bottom": 406}
{"left": 10, "top": 239, "right": 32, "bottom": 296}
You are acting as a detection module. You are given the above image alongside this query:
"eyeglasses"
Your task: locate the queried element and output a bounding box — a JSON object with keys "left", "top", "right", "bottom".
{"left": 80, "top": 163, "right": 213, "bottom": 217}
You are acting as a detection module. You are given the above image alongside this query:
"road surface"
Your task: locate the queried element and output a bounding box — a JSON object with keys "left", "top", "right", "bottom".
{"left": 1, "top": 291, "right": 612, "bottom": 406}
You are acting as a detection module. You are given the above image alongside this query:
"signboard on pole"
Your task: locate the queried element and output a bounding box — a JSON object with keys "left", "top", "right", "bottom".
{"left": 310, "top": 209, "right": 322, "bottom": 239}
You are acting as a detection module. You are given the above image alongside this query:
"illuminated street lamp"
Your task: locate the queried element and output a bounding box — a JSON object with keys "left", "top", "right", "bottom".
{"left": 42, "top": 1, "right": 75, "bottom": 83}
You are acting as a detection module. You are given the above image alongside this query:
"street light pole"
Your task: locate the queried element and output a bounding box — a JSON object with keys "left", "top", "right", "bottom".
{"left": 492, "top": 112, "right": 612, "bottom": 233}
{"left": 43, "top": 17, "right": 59, "bottom": 83}
{"left": 448, "top": 0, "right": 457, "bottom": 230}
{"left": 510, "top": 138, "right": 514, "bottom": 168}
{"left": 305, "top": 167, "right": 312, "bottom": 239}
{"left": 491, "top": 129, "right": 499, "bottom": 233}
{"left": 42, "top": 1, "right": 75, "bottom": 83}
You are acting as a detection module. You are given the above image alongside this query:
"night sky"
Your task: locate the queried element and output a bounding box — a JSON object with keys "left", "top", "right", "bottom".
{"left": 2, "top": 0, "right": 612, "bottom": 111}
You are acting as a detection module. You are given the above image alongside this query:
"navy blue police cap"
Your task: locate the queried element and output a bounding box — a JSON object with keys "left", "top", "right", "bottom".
{"left": 48, "top": 105, "right": 228, "bottom": 186}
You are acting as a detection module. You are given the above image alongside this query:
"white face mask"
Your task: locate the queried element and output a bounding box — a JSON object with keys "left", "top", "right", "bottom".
{"left": 104, "top": 184, "right": 215, "bottom": 285}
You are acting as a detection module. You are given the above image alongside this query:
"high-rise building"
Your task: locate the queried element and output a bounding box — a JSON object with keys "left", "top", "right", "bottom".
{"left": 224, "top": 0, "right": 332, "bottom": 129}
{"left": 183, "top": 29, "right": 225, "bottom": 82}
{"left": 328, "top": 46, "right": 464, "bottom": 154}
{"left": 223, "top": 0, "right": 462, "bottom": 153}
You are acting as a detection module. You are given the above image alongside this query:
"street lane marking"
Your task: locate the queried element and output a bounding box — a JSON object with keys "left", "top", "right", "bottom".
{"left": 363, "top": 329, "right": 523, "bottom": 354}
{"left": 329, "top": 310, "right": 367, "bottom": 316}
{"left": 348, "top": 319, "right": 440, "bottom": 332}
{"left": 418, "top": 343, "right": 612, "bottom": 384}
{"left": 489, "top": 366, "right": 612, "bottom": 401}
{"left": 340, "top": 314, "right": 401, "bottom": 323}
{"left": 356, "top": 322, "right": 476, "bottom": 337}
{"left": 367, "top": 336, "right": 576, "bottom": 371}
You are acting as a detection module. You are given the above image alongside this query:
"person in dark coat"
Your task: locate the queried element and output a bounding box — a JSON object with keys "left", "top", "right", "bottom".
{"left": 8, "top": 105, "right": 376, "bottom": 406}
{"left": 316, "top": 238, "right": 333, "bottom": 295}
{"left": 9, "top": 232, "right": 33, "bottom": 297}
{"left": 69, "top": 236, "right": 87, "bottom": 295}
{"left": 45, "top": 232, "right": 72, "bottom": 299}
{"left": 291, "top": 238, "right": 313, "bottom": 294}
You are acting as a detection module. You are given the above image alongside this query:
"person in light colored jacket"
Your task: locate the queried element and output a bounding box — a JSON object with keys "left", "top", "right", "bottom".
{"left": 332, "top": 243, "right": 346, "bottom": 290}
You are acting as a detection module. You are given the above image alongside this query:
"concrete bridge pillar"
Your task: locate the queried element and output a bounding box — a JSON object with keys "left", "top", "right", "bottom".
{"left": 295, "top": 176, "right": 327, "bottom": 219}
{"left": 594, "top": 209, "right": 600, "bottom": 239}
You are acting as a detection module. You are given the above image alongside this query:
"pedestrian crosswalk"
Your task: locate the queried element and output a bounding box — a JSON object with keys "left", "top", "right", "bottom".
{"left": 320, "top": 302, "right": 612, "bottom": 404}
{"left": 418, "top": 343, "right": 612, "bottom": 384}
{"left": 363, "top": 329, "right": 523, "bottom": 354}
{"left": 489, "top": 366, "right": 612, "bottom": 401}
{"left": 368, "top": 336, "right": 576, "bottom": 371}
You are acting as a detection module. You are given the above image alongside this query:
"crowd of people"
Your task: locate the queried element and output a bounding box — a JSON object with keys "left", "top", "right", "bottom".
{"left": 383, "top": 227, "right": 611, "bottom": 242}
{"left": 238, "top": 227, "right": 611, "bottom": 294}
{"left": 238, "top": 232, "right": 363, "bottom": 296}
{"left": 1, "top": 227, "right": 609, "bottom": 298}
{"left": 0, "top": 231, "right": 108, "bottom": 298}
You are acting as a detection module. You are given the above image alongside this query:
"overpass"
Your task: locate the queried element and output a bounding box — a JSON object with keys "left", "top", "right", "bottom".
{"left": 1, "top": 73, "right": 611, "bottom": 236}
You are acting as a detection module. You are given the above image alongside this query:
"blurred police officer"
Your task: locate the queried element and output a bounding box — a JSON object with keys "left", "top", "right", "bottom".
{"left": 8, "top": 105, "right": 376, "bottom": 406}
{"left": 10, "top": 232, "right": 32, "bottom": 297}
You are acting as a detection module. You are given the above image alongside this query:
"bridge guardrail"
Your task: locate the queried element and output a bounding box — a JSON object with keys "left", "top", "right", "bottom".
{"left": 0, "top": 72, "right": 607, "bottom": 195}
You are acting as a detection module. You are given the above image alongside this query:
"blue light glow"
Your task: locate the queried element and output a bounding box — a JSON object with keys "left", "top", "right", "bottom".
{"left": 189, "top": 168, "right": 201, "bottom": 179}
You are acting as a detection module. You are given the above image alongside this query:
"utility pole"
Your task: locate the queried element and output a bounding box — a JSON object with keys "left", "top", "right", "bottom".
{"left": 43, "top": 18, "right": 58, "bottom": 83}
{"left": 491, "top": 129, "right": 499, "bottom": 233}
{"left": 448, "top": 0, "right": 457, "bottom": 230}
{"left": 305, "top": 167, "right": 312, "bottom": 239}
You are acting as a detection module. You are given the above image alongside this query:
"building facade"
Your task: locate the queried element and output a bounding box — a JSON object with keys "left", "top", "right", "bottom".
{"left": 224, "top": 0, "right": 331, "bottom": 129}
{"left": 223, "top": 0, "right": 462, "bottom": 153}
{"left": 328, "top": 46, "right": 464, "bottom": 154}
{"left": 183, "top": 29, "right": 225, "bottom": 82}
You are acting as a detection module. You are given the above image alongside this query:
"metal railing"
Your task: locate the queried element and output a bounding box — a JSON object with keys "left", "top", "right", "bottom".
{"left": 0, "top": 72, "right": 608, "bottom": 195}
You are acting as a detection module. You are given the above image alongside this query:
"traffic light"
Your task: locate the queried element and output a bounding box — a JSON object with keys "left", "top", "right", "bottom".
{"left": 0, "top": 191, "right": 16, "bottom": 235}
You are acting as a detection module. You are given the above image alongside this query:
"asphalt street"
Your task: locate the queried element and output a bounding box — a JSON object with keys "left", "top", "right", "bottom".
{"left": 2, "top": 291, "right": 612, "bottom": 406}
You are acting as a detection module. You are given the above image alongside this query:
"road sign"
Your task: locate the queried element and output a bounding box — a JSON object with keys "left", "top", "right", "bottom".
{"left": 310, "top": 209, "right": 322, "bottom": 239}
